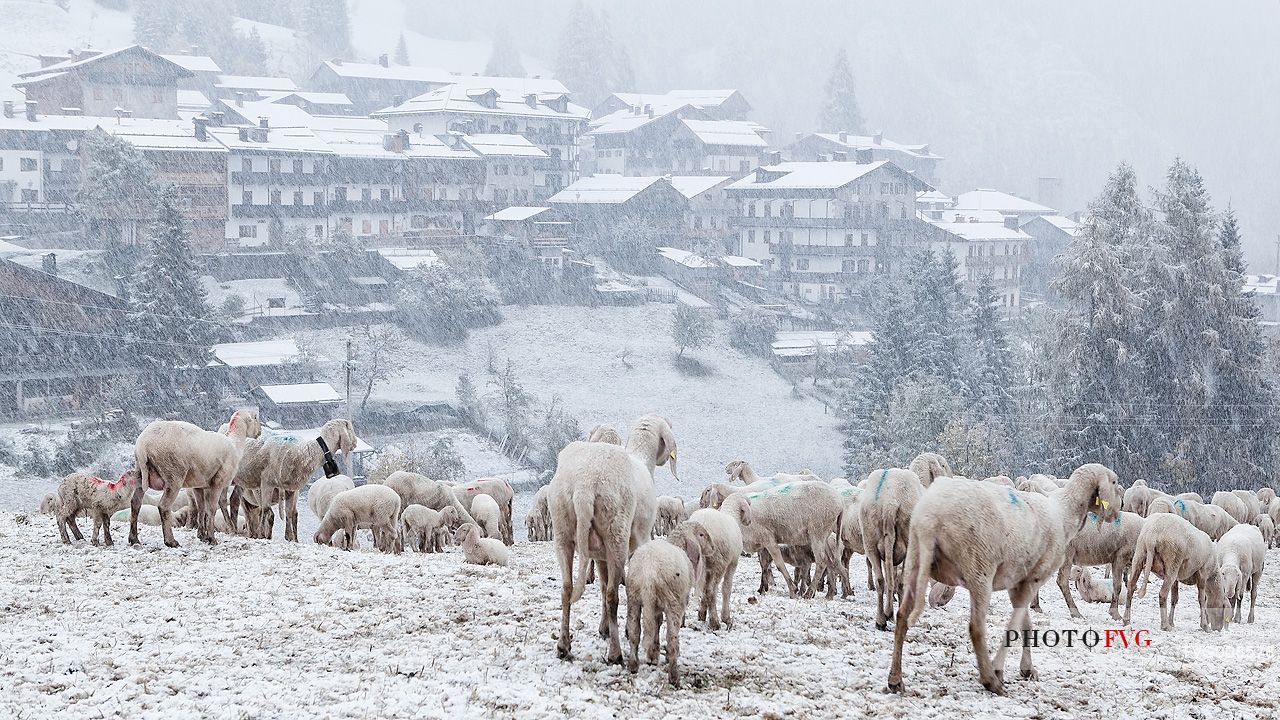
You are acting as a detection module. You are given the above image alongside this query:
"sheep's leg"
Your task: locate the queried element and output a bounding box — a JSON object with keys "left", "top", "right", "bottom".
{"left": 99, "top": 511, "right": 114, "bottom": 547}
{"left": 1157, "top": 567, "right": 1177, "bottom": 631}
{"left": 721, "top": 557, "right": 738, "bottom": 628}
{"left": 968, "top": 583, "right": 1002, "bottom": 695}
{"left": 757, "top": 550, "right": 772, "bottom": 594}
{"left": 992, "top": 582, "right": 1038, "bottom": 682}
{"left": 56, "top": 511, "right": 72, "bottom": 544}
{"left": 90, "top": 513, "right": 102, "bottom": 546}
{"left": 283, "top": 489, "right": 300, "bottom": 543}
{"left": 1056, "top": 563, "right": 1084, "bottom": 620}
{"left": 597, "top": 559, "right": 612, "bottom": 639}
{"left": 195, "top": 488, "right": 217, "bottom": 544}
{"left": 840, "top": 548, "right": 855, "bottom": 598}
{"left": 1108, "top": 558, "right": 1125, "bottom": 621}
{"left": 762, "top": 541, "right": 800, "bottom": 598}
{"left": 664, "top": 606, "right": 682, "bottom": 688}
{"left": 886, "top": 581, "right": 912, "bottom": 694}
{"left": 229, "top": 485, "right": 243, "bottom": 533}
{"left": 642, "top": 604, "right": 662, "bottom": 665}
{"left": 66, "top": 512, "right": 85, "bottom": 543}
{"left": 866, "top": 556, "right": 875, "bottom": 590}
{"left": 625, "top": 587, "right": 642, "bottom": 674}
{"left": 603, "top": 552, "right": 626, "bottom": 665}
{"left": 866, "top": 539, "right": 889, "bottom": 629}
{"left": 128, "top": 481, "right": 145, "bottom": 545}
{"left": 1248, "top": 571, "right": 1260, "bottom": 623}
{"left": 158, "top": 481, "right": 182, "bottom": 548}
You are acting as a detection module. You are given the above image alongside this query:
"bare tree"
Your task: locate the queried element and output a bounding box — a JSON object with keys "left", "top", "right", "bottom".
{"left": 350, "top": 325, "right": 407, "bottom": 416}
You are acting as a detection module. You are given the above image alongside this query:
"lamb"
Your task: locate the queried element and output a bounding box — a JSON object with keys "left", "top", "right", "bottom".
{"left": 307, "top": 474, "right": 355, "bottom": 522}
{"left": 377, "top": 471, "right": 477, "bottom": 527}
{"left": 454, "top": 522, "right": 509, "bottom": 566}
{"left": 861, "top": 467, "right": 925, "bottom": 629}
{"left": 228, "top": 432, "right": 274, "bottom": 538}
{"left": 1212, "top": 491, "right": 1252, "bottom": 524}
{"left": 1070, "top": 566, "right": 1114, "bottom": 604}
{"left": 401, "top": 504, "right": 449, "bottom": 552}
{"left": 39, "top": 492, "right": 60, "bottom": 515}
{"left": 1216, "top": 523, "right": 1265, "bottom": 624}
{"left": 454, "top": 478, "right": 515, "bottom": 545}
{"left": 1148, "top": 496, "right": 1237, "bottom": 540}
{"left": 671, "top": 503, "right": 744, "bottom": 630}
{"left": 469, "top": 493, "right": 503, "bottom": 540}
{"left": 588, "top": 424, "right": 623, "bottom": 444}
{"left": 624, "top": 533, "right": 702, "bottom": 687}
{"left": 1122, "top": 511, "right": 1227, "bottom": 632}
{"left": 887, "top": 463, "right": 1122, "bottom": 695}
{"left": 113, "top": 504, "right": 160, "bottom": 527}
{"left": 130, "top": 409, "right": 261, "bottom": 547}
{"left": 549, "top": 414, "right": 676, "bottom": 663}
{"left": 313, "top": 484, "right": 402, "bottom": 553}
{"left": 55, "top": 470, "right": 143, "bottom": 546}
{"left": 1258, "top": 487, "right": 1276, "bottom": 506}
{"left": 256, "top": 419, "right": 358, "bottom": 542}
{"left": 526, "top": 485, "right": 553, "bottom": 542}
{"left": 1254, "top": 514, "right": 1276, "bottom": 548}
{"left": 1054, "top": 510, "right": 1145, "bottom": 621}
{"left": 719, "top": 481, "right": 847, "bottom": 600}
{"left": 653, "top": 495, "right": 688, "bottom": 536}
{"left": 908, "top": 452, "right": 953, "bottom": 488}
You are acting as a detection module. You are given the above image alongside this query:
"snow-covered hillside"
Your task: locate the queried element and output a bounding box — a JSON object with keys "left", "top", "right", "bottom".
{"left": 2, "top": 514, "right": 1276, "bottom": 719}
{"left": 0, "top": 0, "right": 133, "bottom": 100}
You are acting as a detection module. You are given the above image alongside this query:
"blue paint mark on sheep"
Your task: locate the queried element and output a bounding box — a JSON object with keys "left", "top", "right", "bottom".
{"left": 874, "top": 469, "right": 889, "bottom": 501}
{"left": 1008, "top": 490, "right": 1020, "bottom": 506}
{"left": 267, "top": 434, "right": 300, "bottom": 445}
{"left": 1088, "top": 511, "right": 1122, "bottom": 526}
{"left": 1173, "top": 499, "right": 1187, "bottom": 516}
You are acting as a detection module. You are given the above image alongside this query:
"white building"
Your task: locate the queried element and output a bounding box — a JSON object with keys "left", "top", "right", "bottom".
{"left": 923, "top": 213, "right": 1029, "bottom": 308}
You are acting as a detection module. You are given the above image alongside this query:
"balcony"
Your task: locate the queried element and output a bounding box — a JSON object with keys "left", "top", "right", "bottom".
{"left": 731, "top": 215, "right": 921, "bottom": 231}
{"left": 231, "top": 203, "right": 328, "bottom": 218}
{"left": 328, "top": 198, "right": 409, "bottom": 213}
{"left": 230, "top": 170, "right": 330, "bottom": 185}
{"left": 774, "top": 242, "right": 880, "bottom": 257}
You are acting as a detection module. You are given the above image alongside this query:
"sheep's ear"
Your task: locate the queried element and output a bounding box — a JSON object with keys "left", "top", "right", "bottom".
{"left": 736, "top": 496, "right": 753, "bottom": 526}
{"left": 683, "top": 536, "right": 703, "bottom": 578}
{"left": 657, "top": 422, "right": 678, "bottom": 480}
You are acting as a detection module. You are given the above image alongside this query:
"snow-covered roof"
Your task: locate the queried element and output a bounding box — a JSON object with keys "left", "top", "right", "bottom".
{"left": 680, "top": 119, "right": 768, "bottom": 147}
{"left": 207, "top": 124, "right": 332, "bottom": 155}
{"left": 215, "top": 75, "right": 300, "bottom": 93}
{"left": 771, "top": 330, "right": 872, "bottom": 358}
{"left": 937, "top": 209, "right": 1007, "bottom": 224}
{"left": 17, "top": 45, "right": 193, "bottom": 81}
{"left": 548, "top": 175, "right": 673, "bottom": 205}
{"left": 1036, "top": 214, "right": 1081, "bottom": 235}
{"left": 954, "top": 189, "right": 1056, "bottom": 215}
{"left": 1245, "top": 275, "right": 1280, "bottom": 295}
{"left": 462, "top": 133, "right": 548, "bottom": 157}
{"left": 657, "top": 246, "right": 715, "bottom": 269}
{"left": 728, "top": 161, "right": 927, "bottom": 192}
{"left": 668, "top": 175, "right": 731, "bottom": 199}
{"left": 916, "top": 189, "right": 955, "bottom": 206}
{"left": 315, "top": 60, "right": 455, "bottom": 84}
{"left": 485, "top": 206, "right": 552, "bottom": 222}
{"left": 929, "top": 220, "right": 1031, "bottom": 241}
{"left": 809, "top": 132, "right": 942, "bottom": 160}
{"left": 374, "top": 84, "right": 588, "bottom": 121}
{"left": 211, "top": 339, "right": 301, "bottom": 368}
{"left": 587, "top": 106, "right": 686, "bottom": 135}
{"left": 257, "top": 382, "right": 343, "bottom": 405}
{"left": 264, "top": 91, "right": 354, "bottom": 107}
{"left": 720, "top": 255, "right": 762, "bottom": 268}
{"left": 376, "top": 248, "right": 442, "bottom": 271}
{"left": 606, "top": 89, "right": 744, "bottom": 115}
{"left": 160, "top": 54, "right": 222, "bottom": 74}
{"left": 176, "top": 89, "right": 211, "bottom": 108}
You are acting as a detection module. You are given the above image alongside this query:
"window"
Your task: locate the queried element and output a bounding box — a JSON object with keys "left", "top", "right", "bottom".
{"left": 861, "top": 232, "right": 869, "bottom": 246}
{"left": 747, "top": 229, "right": 756, "bottom": 244}
{"left": 20, "top": 157, "right": 37, "bottom": 171}
{"left": 313, "top": 191, "right": 324, "bottom": 206}
{"left": 238, "top": 225, "right": 257, "bottom": 238}
{"left": 293, "top": 191, "right": 303, "bottom": 205}
{"left": 241, "top": 158, "right": 253, "bottom": 172}
{"left": 269, "top": 159, "right": 281, "bottom": 173}
{"left": 314, "top": 225, "right": 324, "bottom": 238}
{"left": 764, "top": 203, "right": 772, "bottom": 218}
{"left": 0, "top": 158, "right": 3, "bottom": 170}
{"left": 335, "top": 187, "right": 347, "bottom": 202}
{"left": 380, "top": 188, "right": 391, "bottom": 201}
{"left": 842, "top": 259, "right": 856, "bottom": 273}
{"left": 20, "top": 188, "right": 38, "bottom": 202}
{"left": 379, "top": 220, "right": 389, "bottom": 235}
{"left": 362, "top": 188, "right": 372, "bottom": 202}
{"left": 270, "top": 189, "right": 281, "bottom": 205}
{"left": 242, "top": 190, "right": 254, "bottom": 205}
{"left": 845, "top": 233, "right": 854, "bottom": 247}
{"left": 764, "top": 230, "right": 772, "bottom": 243}
{"left": 496, "top": 165, "right": 509, "bottom": 176}
{"left": 859, "top": 259, "right": 870, "bottom": 273}
{"left": 739, "top": 160, "right": 750, "bottom": 174}
{"left": 361, "top": 220, "right": 372, "bottom": 234}
{"left": 294, "top": 159, "right": 304, "bottom": 174}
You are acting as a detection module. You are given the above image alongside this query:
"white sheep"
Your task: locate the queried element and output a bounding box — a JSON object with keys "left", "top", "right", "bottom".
{"left": 1176, "top": 491, "right": 1204, "bottom": 504}
{"left": 587, "top": 424, "right": 623, "bottom": 445}
{"left": 1122, "top": 512, "right": 1227, "bottom": 632}
{"left": 1070, "top": 566, "right": 1114, "bottom": 604}
{"left": 401, "top": 504, "right": 448, "bottom": 553}
{"left": 1216, "top": 523, "right": 1265, "bottom": 625}
{"left": 1148, "top": 496, "right": 1237, "bottom": 540}
{"left": 860, "top": 467, "right": 924, "bottom": 629}
{"left": 454, "top": 522, "right": 509, "bottom": 566}
{"left": 1232, "top": 489, "right": 1263, "bottom": 520}
{"left": 1015, "top": 474, "right": 1059, "bottom": 495}
{"left": 313, "top": 483, "right": 402, "bottom": 553}
{"left": 1121, "top": 479, "right": 1169, "bottom": 517}
{"left": 653, "top": 495, "right": 688, "bottom": 537}
{"left": 1054, "top": 510, "right": 1145, "bottom": 621}
{"left": 40, "top": 492, "right": 60, "bottom": 515}
{"left": 526, "top": 485, "right": 552, "bottom": 542}
{"left": 308, "top": 474, "right": 355, "bottom": 522}
{"left": 454, "top": 478, "right": 515, "bottom": 545}
{"left": 724, "top": 459, "right": 819, "bottom": 486}
{"left": 887, "top": 463, "right": 1123, "bottom": 695}
{"left": 549, "top": 414, "right": 676, "bottom": 663}
{"left": 1257, "top": 487, "right": 1276, "bottom": 507}
{"left": 257, "top": 419, "right": 358, "bottom": 543}
{"left": 1212, "top": 490, "right": 1252, "bottom": 525}
{"left": 907, "top": 452, "right": 953, "bottom": 488}
{"left": 55, "top": 470, "right": 143, "bottom": 546}
{"left": 1253, "top": 513, "right": 1276, "bottom": 549}
{"left": 130, "top": 409, "right": 260, "bottom": 547}
{"left": 624, "top": 533, "right": 701, "bottom": 688}
{"left": 1271, "top": 497, "right": 1280, "bottom": 529}
{"left": 378, "top": 471, "right": 477, "bottom": 527}
{"left": 113, "top": 504, "right": 160, "bottom": 527}
{"left": 672, "top": 504, "right": 744, "bottom": 630}
{"left": 828, "top": 477, "right": 852, "bottom": 489}
{"left": 469, "top": 493, "right": 502, "bottom": 540}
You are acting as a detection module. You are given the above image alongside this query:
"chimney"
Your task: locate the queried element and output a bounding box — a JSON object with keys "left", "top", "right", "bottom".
{"left": 2, "top": 101, "right": 12, "bottom": 119}
{"left": 238, "top": 127, "right": 250, "bottom": 142}
{"left": 379, "top": 53, "right": 389, "bottom": 67}
{"left": 632, "top": 105, "right": 641, "bottom": 115}
{"left": 332, "top": 57, "right": 343, "bottom": 66}
{"left": 794, "top": 131, "right": 803, "bottom": 142}
{"left": 838, "top": 131, "right": 847, "bottom": 143}
{"left": 645, "top": 104, "right": 653, "bottom": 118}
{"left": 383, "top": 134, "right": 394, "bottom": 151}
{"left": 189, "top": 44, "right": 200, "bottom": 56}
{"left": 258, "top": 116, "right": 269, "bottom": 129}
{"left": 525, "top": 93, "right": 538, "bottom": 108}
{"left": 873, "top": 132, "right": 883, "bottom": 145}
{"left": 210, "top": 111, "right": 225, "bottom": 126}
{"left": 42, "top": 253, "right": 56, "bottom": 276}
{"left": 1004, "top": 215, "right": 1019, "bottom": 230}
{"left": 193, "top": 116, "right": 208, "bottom": 141}
{"left": 832, "top": 150, "right": 847, "bottom": 162}
{"left": 25, "top": 100, "right": 37, "bottom": 122}
{"left": 235, "top": 91, "right": 245, "bottom": 107}
{"left": 769, "top": 150, "right": 782, "bottom": 165}
{"left": 392, "top": 94, "right": 404, "bottom": 107}
{"left": 396, "top": 128, "right": 410, "bottom": 149}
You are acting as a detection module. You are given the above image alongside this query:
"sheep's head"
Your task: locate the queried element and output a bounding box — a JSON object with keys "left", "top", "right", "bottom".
{"left": 723, "top": 493, "right": 752, "bottom": 526}
{"left": 313, "top": 528, "right": 330, "bottom": 546}
{"left": 39, "top": 493, "right": 60, "bottom": 514}
{"left": 324, "top": 419, "right": 358, "bottom": 458}
{"left": 724, "top": 460, "right": 747, "bottom": 483}
{"left": 587, "top": 424, "right": 622, "bottom": 445}
{"left": 1074, "top": 463, "right": 1121, "bottom": 525}
{"left": 453, "top": 522, "right": 478, "bottom": 546}
{"left": 632, "top": 414, "right": 678, "bottom": 480}
{"left": 1204, "top": 565, "right": 1230, "bottom": 630}
{"left": 440, "top": 506, "right": 461, "bottom": 529}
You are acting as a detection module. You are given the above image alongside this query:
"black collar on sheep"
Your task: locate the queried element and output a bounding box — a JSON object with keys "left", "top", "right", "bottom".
{"left": 316, "top": 437, "right": 341, "bottom": 478}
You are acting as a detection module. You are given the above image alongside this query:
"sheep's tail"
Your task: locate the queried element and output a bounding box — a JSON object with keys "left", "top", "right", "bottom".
{"left": 1136, "top": 546, "right": 1154, "bottom": 599}
{"left": 902, "top": 526, "right": 933, "bottom": 626}
{"left": 569, "top": 490, "right": 595, "bottom": 604}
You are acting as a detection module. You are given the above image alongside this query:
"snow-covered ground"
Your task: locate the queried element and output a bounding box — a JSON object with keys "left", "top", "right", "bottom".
{"left": 2, "top": 513, "right": 1277, "bottom": 719}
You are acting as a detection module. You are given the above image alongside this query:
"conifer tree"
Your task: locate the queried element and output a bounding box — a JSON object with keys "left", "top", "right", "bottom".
{"left": 818, "top": 48, "right": 867, "bottom": 134}
{"left": 394, "top": 32, "right": 410, "bottom": 66}
{"left": 485, "top": 24, "right": 526, "bottom": 77}
{"left": 968, "top": 275, "right": 1014, "bottom": 418}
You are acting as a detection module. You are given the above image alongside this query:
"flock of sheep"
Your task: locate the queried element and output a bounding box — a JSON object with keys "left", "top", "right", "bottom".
{"left": 36, "top": 409, "right": 1279, "bottom": 695}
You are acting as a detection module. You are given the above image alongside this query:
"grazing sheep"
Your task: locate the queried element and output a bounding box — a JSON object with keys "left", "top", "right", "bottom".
{"left": 1015, "top": 474, "right": 1059, "bottom": 495}
{"left": 1149, "top": 496, "right": 1237, "bottom": 540}
{"left": 1253, "top": 514, "right": 1276, "bottom": 549}
{"left": 1271, "top": 497, "right": 1280, "bottom": 529}
{"left": 549, "top": 414, "right": 676, "bottom": 663}
{"left": 1054, "top": 510, "right": 1145, "bottom": 621}
{"left": 1122, "top": 479, "right": 1169, "bottom": 517}
{"left": 829, "top": 477, "right": 852, "bottom": 489}
{"left": 1071, "top": 566, "right": 1114, "bottom": 604}
{"left": 672, "top": 505, "right": 744, "bottom": 630}
{"left": 55, "top": 471, "right": 142, "bottom": 546}
{"left": 1216, "top": 523, "right": 1265, "bottom": 625}
{"left": 1176, "top": 492, "right": 1204, "bottom": 504}
{"left": 308, "top": 474, "right": 355, "bottom": 521}
{"left": 228, "top": 432, "right": 274, "bottom": 538}
{"left": 1212, "top": 491, "right": 1252, "bottom": 525}
{"left": 313, "top": 484, "right": 402, "bottom": 554}
{"left": 39, "top": 492, "right": 60, "bottom": 515}
{"left": 1257, "top": 487, "right": 1276, "bottom": 507}
{"left": 908, "top": 452, "right": 953, "bottom": 488}
{"left": 257, "top": 419, "right": 358, "bottom": 543}
{"left": 719, "top": 481, "right": 846, "bottom": 600}
{"left": 401, "top": 504, "right": 448, "bottom": 553}
{"left": 1122, "top": 512, "right": 1227, "bottom": 632}
{"left": 378, "top": 471, "right": 477, "bottom": 527}
{"left": 454, "top": 522, "right": 509, "bottom": 566}
{"left": 625, "top": 533, "right": 702, "bottom": 687}
{"left": 1232, "top": 489, "right": 1263, "bottom": 520}
{"left": 588, "top": 424, "right": 623, "bottom": 445}
{"left": 454, "top": 478, "right": 515, "bottom": 545}
{"left": 469, "top": 493, "right": 503, "bottom": 540}
{"left": 526, "top": 485, "right": 553, "bottom": 542}
{"left": 724, "top": 459, "right": 819, "bottom": 486}
{"left": 130, "top": 410, "right": 261, "bottom": 547}
{"left": 861, "top": 467, "right": 925, "bottom": 629}
{"left": 887, "top": 463, "right": 1123, "bottom": 695}
{"left": 653, "top": 495, "right": 687, "bottom": 537}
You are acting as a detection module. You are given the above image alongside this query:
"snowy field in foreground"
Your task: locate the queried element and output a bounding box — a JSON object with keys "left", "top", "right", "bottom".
{"left": 2, "top": 513, "right": 1278, "bottom": 720}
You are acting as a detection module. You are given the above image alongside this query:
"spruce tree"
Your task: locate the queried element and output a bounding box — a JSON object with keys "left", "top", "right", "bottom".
{"left": 599, "top": 12, "right": 634, "bottom": 93}
{"left": 78, "top": 131, "right": 158, "bottom": 268}
{"left": 839, "top": 289, "right": 912, "bottom": 476}
{"left": 818, "top": 48, "right": 866, "bottom": 134}
{"left": 302, "top": 0, "right": 351, "bottom": 60}
{"left": 554, "top": 2, "right": 633, "bottom": 107}
{"left": 968, "top": 275, "right": 1013, "bottom": 418}
{"left": 906, "top": 249, "right": 966, "bottom": 389}
{"left": 129, "top": 186, "right": 217, "bottom": 401}
{"left": 485, "top": 24, "right": 526, "bottom": 77}
{"left": 394, "top": 32, "right": 410, "bottom": 65}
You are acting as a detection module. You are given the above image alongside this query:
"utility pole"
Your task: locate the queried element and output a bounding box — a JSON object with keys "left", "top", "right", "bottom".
{"left": 344, "top": 338, "right": 353, "bottom": 421}
{"left": 1274, "top": 233, "right": 1279, "bottom": 276}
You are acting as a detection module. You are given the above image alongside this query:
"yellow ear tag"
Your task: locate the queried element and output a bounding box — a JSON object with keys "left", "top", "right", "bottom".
{"left": 670, "top": 450, "right": 677, "bottom": 460}
{"left": 1095, "top": 498, "right": 1110, "bottom": 510}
